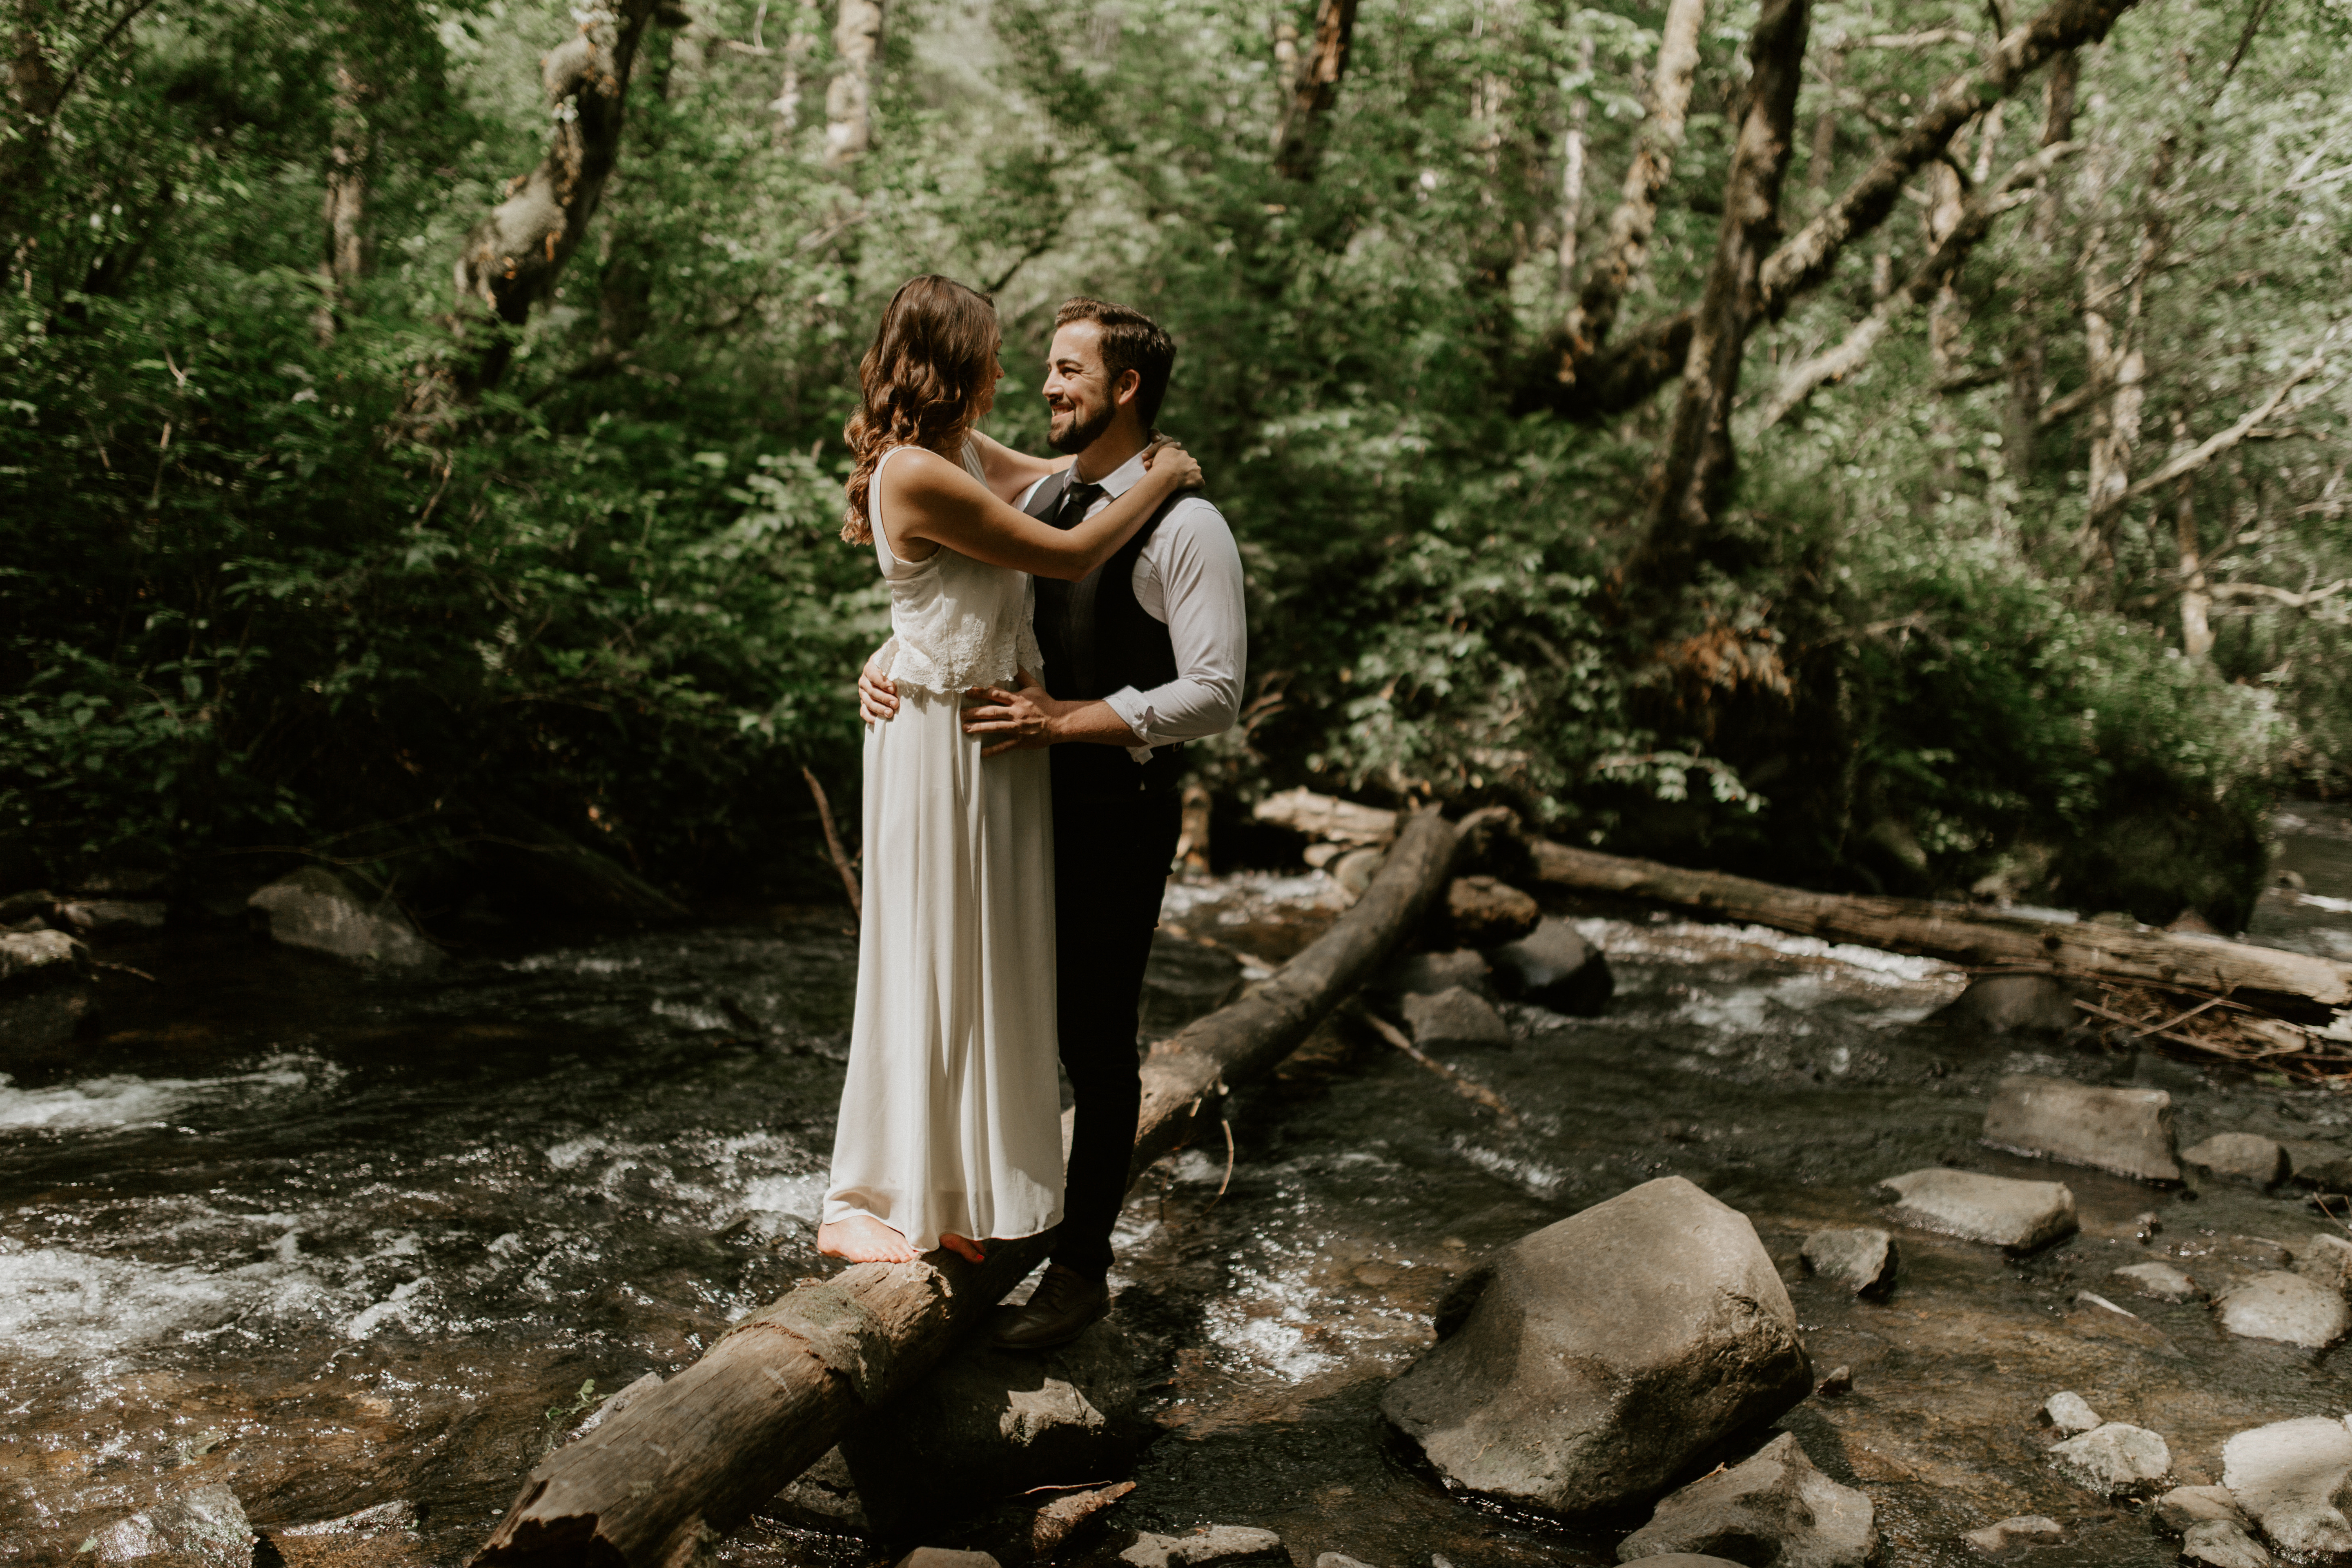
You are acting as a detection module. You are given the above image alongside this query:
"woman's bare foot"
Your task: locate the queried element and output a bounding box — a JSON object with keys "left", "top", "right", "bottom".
{"left": 817, "top": 1216, "right": 919, "bottom": 1263}
{"left": 938, "top": 1233, "right": 987, "bottom": 1264}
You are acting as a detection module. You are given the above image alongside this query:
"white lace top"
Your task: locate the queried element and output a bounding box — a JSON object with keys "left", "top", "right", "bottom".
{"left": 871, "top": 441, "right": 1046, "bottom": 696}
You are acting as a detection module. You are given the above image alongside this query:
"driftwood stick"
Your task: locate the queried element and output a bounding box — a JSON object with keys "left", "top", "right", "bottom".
{"left": 1353, "top": 1006, "right": 1524, "bottom": 1129}
{"left": 470, "top": 808, "right": 1462, "bottom": 1568}
{"left": 801, "top": 765, "right": 862, "bottom": 919}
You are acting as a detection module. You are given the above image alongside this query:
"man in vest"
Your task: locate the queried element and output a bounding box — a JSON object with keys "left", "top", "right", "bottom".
{"left": 858, "top": 296, "right": 1248, "bottom": 1348}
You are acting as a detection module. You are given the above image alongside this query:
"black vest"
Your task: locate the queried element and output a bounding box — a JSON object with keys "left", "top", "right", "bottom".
{"left": 1027, "top": 469, "right": 1188, "bottom": 799}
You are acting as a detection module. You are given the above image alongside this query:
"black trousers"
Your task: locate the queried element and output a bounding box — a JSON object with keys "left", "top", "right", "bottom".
{"left": 1049, "top": 782, "right": 1182, "bottom": 1277}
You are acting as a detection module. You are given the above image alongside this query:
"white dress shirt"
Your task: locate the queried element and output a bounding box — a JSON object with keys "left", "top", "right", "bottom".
{"left": 1021, "top": 448, "right": 1247, "bottom": 761}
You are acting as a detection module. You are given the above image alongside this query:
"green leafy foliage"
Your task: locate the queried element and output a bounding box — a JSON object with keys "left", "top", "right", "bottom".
{"left": 1, "top": 0, "right": 2341, "bottom": 923}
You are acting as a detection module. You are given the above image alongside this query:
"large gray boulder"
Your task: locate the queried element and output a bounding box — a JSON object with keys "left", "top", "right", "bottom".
{"left": 1879, "top": 1169, "right": 2077, "bottom": 1252}
{"left": 781, "top": 1318, "right": 1142, "bottom": 1533}
{"left": 2223, "top": 1417, "right": 2352, "bottom": 1557}
{"left": 248, "top": 868, "right": 441, "bottom": 970}
{"left": 1488, "top": 917, "right": 1613, "bottom": 1016}
{"left": 1616, "top": 1431, "right": 1878, "bottom": 1567}
{"left": 1380, "top": 1176, "right": 1811, "bottom": 1519}
{"left": 0, "top": 927, "right": 93, "bottom": 1058}
{"left": 1980, "top": 1074, "right": 2180, "bottom": 1183}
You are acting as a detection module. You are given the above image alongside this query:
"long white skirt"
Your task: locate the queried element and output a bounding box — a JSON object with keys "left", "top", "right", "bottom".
{"left": 822, "top": 687, "right": 1064, "bottom": 1251}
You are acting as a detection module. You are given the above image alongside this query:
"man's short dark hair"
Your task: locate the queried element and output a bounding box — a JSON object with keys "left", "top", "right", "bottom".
{"left": 1054, "top": 297, "right": 1176, "bottom": 429}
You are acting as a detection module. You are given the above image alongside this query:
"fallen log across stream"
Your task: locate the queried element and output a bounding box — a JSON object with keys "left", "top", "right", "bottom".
{"left": 1257, "top": 789, "right": 2352, "bottom": 1014}
{"left": 470, "top": 807, "right": 1463, "bottom": 1568}
{"left": 1524, "top": 839, "right": 2352, "bottom": 1014}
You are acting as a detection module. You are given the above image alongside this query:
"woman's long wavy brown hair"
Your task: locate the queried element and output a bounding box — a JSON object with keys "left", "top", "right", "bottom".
{"left": 841, "top": 275, "right": 999, "bottom": 545}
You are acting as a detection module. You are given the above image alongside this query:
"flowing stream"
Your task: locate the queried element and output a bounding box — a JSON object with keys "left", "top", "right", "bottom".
{"left": 5, "top": 809, "right": 2352, "bottom": 1567}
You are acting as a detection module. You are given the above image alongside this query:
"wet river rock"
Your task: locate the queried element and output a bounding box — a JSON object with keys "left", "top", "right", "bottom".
{"left": 1401, "top": 987, "right": 1510, "bottom": 1049}
{"left": 1486, "top": 917, "right": 1613, "bottom": 1017}
{"left": 1442, "top": 876, "right": 1541, "bottom": 947}
{"left": 1938, "top": 973, "right": 2080, "bottom": 1036}
{"left": 2222, "top": 1416, "right": 2352, "bottom": 1557}
{"left": 2294, "top": 1232, "right": 2352, "bottom": 1288}
{"left": 1118, "top": 1526, "right": 1287, "bottom": 1568}
{"left": 1980, "top": 1073, "right": 2181, "bottom": 1183}
{"left": 94, "top": 1483, "right": 256, "bottom": 1567}
{"left": 247, "top": 867, "right": 442, "bottom": 971}
{"left": 780, "top": 1319, "right": 1143, "bottom": 1534}
{"left": 1383, "top": 949, "right": 1497, "bottom": 1000}
{"left": 2111, "top": 1261, "right": 2205, "bottom": 1303}
{"left": 1380, "top": 1176, "right": 1811, "bottom": 1519}
{"left": 0, "top": 925, "right": 93, "bottom": 1058}
{"left": 2179, "top": 1521, "right": 2274, "bottom": 1568}
{"left": 1615, "top": 1431, "right": 1878, "bottom": 1567}
{"left": 1799, "top": 1227, "right": 1896, "bottom": 1297}
{"left": 2213, "top": 1270, "right": 2352, "bottom": 1349}
{"left": 2183, "top": 1132, "right": 2291, "bottom": 1186}
{"left": 1879, "top": 1169, "right": 2078, "bottom": 1252}
{"left": 2154, "top": 1489, "right": 2269, "bottom": 1568}
{"left": 2047, "top": 1422, "right": 2172, "bottom": 1497}
{"left": 1958, "top": 1515, "right": 2063, "bottom": 1552}
{"left": 2042, "top": 1391, "right": 2101, "bottom": 1436}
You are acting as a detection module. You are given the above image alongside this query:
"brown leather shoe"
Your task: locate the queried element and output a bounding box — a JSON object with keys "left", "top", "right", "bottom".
{"left": 993, "top": 1264, "right": 1109, "bottom": 1351}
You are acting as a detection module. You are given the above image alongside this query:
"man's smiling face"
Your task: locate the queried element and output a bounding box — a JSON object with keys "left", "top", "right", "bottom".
{"left": 1043, "top": 320, "right": 1134, "bottom": 454}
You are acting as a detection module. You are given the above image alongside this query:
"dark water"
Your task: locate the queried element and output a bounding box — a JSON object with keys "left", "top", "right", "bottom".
{"left": 4, "top": 827, "right": 2352, "bottom": 1568}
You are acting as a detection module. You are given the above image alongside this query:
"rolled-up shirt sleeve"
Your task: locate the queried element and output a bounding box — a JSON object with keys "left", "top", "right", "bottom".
{"left": 1100, "top": 497, "right": 1246, "bottom": 752}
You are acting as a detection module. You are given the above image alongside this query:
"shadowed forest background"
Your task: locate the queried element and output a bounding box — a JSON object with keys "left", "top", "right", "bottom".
{"left": 4, "top": 0, "right": 2349, "bottom": 933}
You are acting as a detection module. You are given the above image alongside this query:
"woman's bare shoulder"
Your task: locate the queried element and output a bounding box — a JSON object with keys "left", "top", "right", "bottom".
{"left": 874, "top": 445, "right": 976, "bottom": 497}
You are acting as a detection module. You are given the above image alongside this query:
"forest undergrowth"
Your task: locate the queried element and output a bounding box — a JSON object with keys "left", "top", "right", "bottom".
{"left": 4, "top": 0, "right": 2348, "bottom": 930}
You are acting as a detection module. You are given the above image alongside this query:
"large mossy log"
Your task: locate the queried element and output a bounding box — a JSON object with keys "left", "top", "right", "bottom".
{"left": 471, "top": 808, "right": 1463, "bottom": 1568}
{"left": 1526, "top": 839, "right": 2352, "bottom": 1011}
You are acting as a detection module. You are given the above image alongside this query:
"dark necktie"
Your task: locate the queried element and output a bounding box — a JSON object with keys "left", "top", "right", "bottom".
{"left": 1052, "top": 481, "right": 1105, "bottom": 533}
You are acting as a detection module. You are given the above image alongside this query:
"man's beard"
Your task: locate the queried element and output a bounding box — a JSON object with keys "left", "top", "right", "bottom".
{"left": 1047, "top": 400, "right": 1116, "bottom": 455}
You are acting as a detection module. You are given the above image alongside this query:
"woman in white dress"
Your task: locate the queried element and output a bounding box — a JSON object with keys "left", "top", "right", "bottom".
{"left": 816, "top": 276, "right": 1201, "bottom": 1266}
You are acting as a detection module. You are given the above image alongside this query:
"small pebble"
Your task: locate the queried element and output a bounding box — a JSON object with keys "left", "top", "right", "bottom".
{"left": 1816, "top": 1365, "right": 1853, "bottom": 1398}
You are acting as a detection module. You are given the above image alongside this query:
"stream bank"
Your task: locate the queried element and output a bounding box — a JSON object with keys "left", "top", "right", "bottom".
{"left": 4, "top": 812, "right": 2352, "bottom": 1567}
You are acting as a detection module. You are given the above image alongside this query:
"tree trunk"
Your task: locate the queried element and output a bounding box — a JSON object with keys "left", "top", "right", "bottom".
{"left": 0, "top": 0, "right": 60, "bottom": 270}
{"left": 1525, "top": 838, "right": 2352, "bottom": 1009}
{"left": 824, "top": 0, "right": 884, "bottom": 165}
{"left": 771, "top": 0, "right": 826, "bottom": 134}
{"left": 2173, "top": 414, "right": 2215, "bottom": 662}
{"left": 469, "top": 810, "right": 1464, "bottom": 1568}
{"left": 1620, "top": 0, "right": 1809, "bottom": 604}
{"left": 1555, "top": 33, "right": 1593, "bottom": 290}
{"left": 1539, "top": 0, "right": 1704, "bottom": 381}
{"left": 1515, "top": 0, "right": 2143, "bottom": 424}
{"left": 2005, "top": 51, "right": 2076, "bottom": 476}
{"left": 1271, "top": 0, "right": 1359, "bottom": 181}
{"left": 452, "top": 0, "right": 666, "bottom": 394}
{"left": 311, "top": 60, "right": 368, "bottom": 345}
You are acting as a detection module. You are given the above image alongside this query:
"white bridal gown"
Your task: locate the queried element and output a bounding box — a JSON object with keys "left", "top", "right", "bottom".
{"left": 821, "top": 441, "right": 1065, "bottom": 1252}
